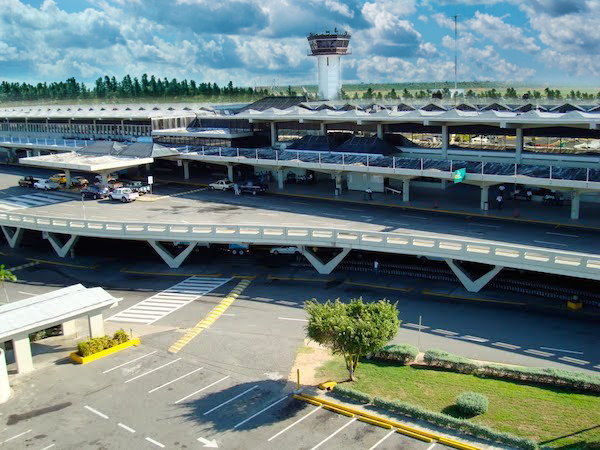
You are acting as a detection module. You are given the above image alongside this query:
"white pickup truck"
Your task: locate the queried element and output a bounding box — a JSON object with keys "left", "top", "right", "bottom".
{"left": 109, "top": 187, "right": 139, "bottom": 203}
{"left": 209, "top": 179, "right": 234, "bottom": 191}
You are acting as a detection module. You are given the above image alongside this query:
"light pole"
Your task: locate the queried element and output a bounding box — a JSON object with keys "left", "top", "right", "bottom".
{"left": 81, "top": 192, "right": 86, "bottom": 220}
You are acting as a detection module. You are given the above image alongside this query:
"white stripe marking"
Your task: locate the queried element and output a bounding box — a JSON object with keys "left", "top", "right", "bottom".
{"left": 431, "top": 329, "right": 458, "bottom": 336}
{"left": 533, "top": 240, "right": 568, "bottom": 247}
{"left": 367, "top": 429, "right": 396, "bottom": 450}
{"left": 84, "top": 405, "right": 108, "bottom": 419}
{"left": 102, "top": 350, "right": 158, "bottom": 374}
{"left": 492, "top": 342, "right": 520, "bottom": 350}
{"left": 461, "top": 335, "right": 488, "bottom": 343}
{"left": 268, "top": 406, "right": 322, "bottom": 441}
{"left": 559, "top": 356, "right": 589, "bottom": 365}
{"left": 2, "top": 429, "right": 32, "bottom": 444}
{"left": 234, "top": 395, "right": 288, "bottom": 428}
{"left": 18, "top": 291, "right": 38, "bottom": 296}
{"left": 545, "top": 232, "right": 578, "bottom": 238}
{"left": 148, "top": 367, "right": 204, "bottom": 393}
{"left": 540, "top": 346, "right": 584, "bottom": 355}
{"left": 124, "top": 358, "right": 181, "bottom": 383}
{"left": 203, "top": 385, "right": 259, "bottom": 415}
{"left": 310, "top": 418, "right": 357, "bottom": 450}
{"left": 278, "top": 317, "right": 308, "bottom": 322}
{"left": 426, "top": 444, "right": 437, "bottom": 450}
{"left": 524, "top": 349, "right": 554, "bottom": 357}
{"left": 403, "top": 323, "right": 430, "bottom": 329}
{"left": 175, "top": 376, "right": 230, "bottom": 404}
{"left": 40, "top": 444, "right": 56, "bottom": 450}
{"left": 145, "top": 437, "right": 165, "bottom": 448}
{"left": 118, "top": 423, "right": 136, "bottom": 433}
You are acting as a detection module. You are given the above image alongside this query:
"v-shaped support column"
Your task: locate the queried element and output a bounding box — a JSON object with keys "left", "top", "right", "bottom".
{"left": 445, "top": 259, "right": 503, "bottom": 293}
{"left": 148, "top": 241, "right": 197, "bottom": 268}
{"left": 44, "top": 232, "right": 80, "bottom": 258}
{"left": 299, "top": 247, "right": 350, "bottom": 275}
{"left": 1, "top": 226, "right": 23, "bottom": 248}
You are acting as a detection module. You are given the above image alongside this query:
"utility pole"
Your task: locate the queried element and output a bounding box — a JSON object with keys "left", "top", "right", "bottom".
{"left": 453, "top": 15, "right": 459, "bottom": 91}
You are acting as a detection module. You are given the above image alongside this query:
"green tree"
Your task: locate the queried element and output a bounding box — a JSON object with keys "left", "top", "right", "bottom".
{"left": 0, "top": 264, "right": 16, "bottom": 303}
{"left": 362, "top": 87, "right": 374, "bottom": 99}
{"left": 305, "top": 298, "right": 400, "bottom": 381}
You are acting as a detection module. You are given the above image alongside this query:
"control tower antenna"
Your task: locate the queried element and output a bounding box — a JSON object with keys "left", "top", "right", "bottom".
{"left": 307, "top": 30, "right": 352, "bottom": 101}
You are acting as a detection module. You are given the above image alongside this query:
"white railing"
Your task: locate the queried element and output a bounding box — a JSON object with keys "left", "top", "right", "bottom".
{"left": 0, "top": 136, "right": 91, "bottom": 148}
{"left": 1, "top": 212, "right": 599, "bottom": 280}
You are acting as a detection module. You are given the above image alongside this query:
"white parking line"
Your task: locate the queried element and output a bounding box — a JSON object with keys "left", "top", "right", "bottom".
{"left": 431, "top": 329, "right": 459, "bottom": 336}
{"left": 268, "top": 405, "right": 322, "bottom": 441}
{"left": 18, "top": 291, "right": 38, "bottom": 296}
{"left": 278, "top": 317, "right": 308, "bottom": 322}
{"left": 492, "top": 342, "right": 520, "bottom": 350}
{"left": 203, "top": 385, "right": 259, "bottom": 416}
{"left": 2, "top": 429, "right": 32, "bottom": 444}
{"left": 367, "top": 429, "right": 396, "bottom": 450}
{"left": 461, "top": 335, "right": 488, "bottom": 343}
{"left": 540, "top": 346, "right": 584, "bottom": 355}
{"left": 104, "top": 350, "right": 158, "bottom": 372}
{"left": 310, "top": 418, "right": 357, "bottom": 450}
{"left": 533, "top": 240, "right": 568, "bottom": 247}
{"left": 559, "top": 356, "right": 589, "bottom": 365}
{"left": 40, "top": 444, "right": 56, "bottom": 450}
{"left": 403, "top": 323, "right": 430, "bottom": 330}
{"left": 118, "top": 423, "right": 136, "bottom": 433}
{"left": 84, "top": 405, "right": 108, "bottom": 419}
{"left": 234, "top": 395, "right": 288, "bottom": 428}
{"left": 545, "top": 232, "right": 578, "bottom": 238}
{"left": 145, "top": 437, "right": 165, "bottom": 448}
{"left": 174, "top": 376, "right": 231, "bottom": 404}
{"left": 124, "top": 358, "right": 182, "bottom": 384}
{"left": 426, "top": 443, "right": 437, "bottom": 450}
{"left": 148, "top": 367, "right": 204, "bottom": 393}
{"left": 524, "top": 349, "right": 554, "bottom": 357}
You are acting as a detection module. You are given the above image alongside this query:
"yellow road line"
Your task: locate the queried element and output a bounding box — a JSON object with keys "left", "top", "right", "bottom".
{"left": 343, "top": 281, "right": 412, "bottom": 292}
{"left": 26, "top": 258, "right": 98, "bottom": 269}
{"left": 168, "top": 279, "right": 252, "bottom": 354}
{"left": 421, "top": 289, "right": 525, "bottom": 306}
{"left": 267, "top": 275, "right": 335, "bottom": 283}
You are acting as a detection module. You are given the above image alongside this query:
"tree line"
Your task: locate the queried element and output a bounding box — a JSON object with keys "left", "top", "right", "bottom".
{"left": 0, "top": 74, "right": 273, "bottom": 102}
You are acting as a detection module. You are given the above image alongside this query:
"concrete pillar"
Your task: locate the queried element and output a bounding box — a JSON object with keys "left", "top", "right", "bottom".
{"left": 335, "top": 173, "right": 342, "bottom": 195}
{"left": 441, "top": 180, "right": 448, "bottom": 190}
{"left": 183, "top": 161, "right": 190, "bottom": 180}
{"left": 480, "top": 185, "right": 489, "bottom": 211}
{"left": 441, "top": 125, "right": 449, "bottom": 159}
{"left": 33, "top": 149, "right": 41, "bottom": 157}
{"left": 515, "top": 128, "right": 524, "bottom": 163}
{"left": 45, "top": 233, "right": 79, "bottom": 258}
{"left": 64, "top": 169, "right": 71, "bottom": 188}
{"left": 99, "top": 172, "right": 109, "bottom": 185}
{"left": 402, "top": 179, "right": 410, "bottom": 202}
{"left": 26, "top": 150, "right": 32, "bottom": 158}
{"left": 88, "top": 313, "right": 105, "bottom": 338}
{"left": 571, "top": 191, "right": 581, "bottom": 220}
{"left": 320, "top": 123, "right": 327, "bottom": 136}
{"left": 227, "top": 165, "right": 234, "bottom": 182}
{"left": 277, "top": 170, "right": 284, "bottom": 190}
{"left": 377, "top": 124, "right": 384, "bottom": 140}
{"left": 270, "top": 122, "right": 278, "bottom": 147}
{"left": 299, "top": 247, "right": 351, "bottom": 275}
{"left": 13, "top": 335, "right": 33, "bottom": 374}
{"left": 1, "top": 226, "right": 24, "bottom": 248}
{"left": 0, "top": 348, "right": 10, "bottom": 403}
{"left": 61, "top": 320, "right": 77, "bottom": 337}
{"left": 446, "top": 259, "right": 503, "bottom": 293}
{"left": 148, "top": 240, "right": 198, "bottom": 269}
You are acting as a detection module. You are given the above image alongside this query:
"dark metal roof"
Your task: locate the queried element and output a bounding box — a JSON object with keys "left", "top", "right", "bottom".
{"left": 238, "top": 96, "right": 308, "bottom": 112}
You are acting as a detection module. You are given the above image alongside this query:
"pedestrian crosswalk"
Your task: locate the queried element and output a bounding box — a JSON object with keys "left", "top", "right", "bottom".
{"left": 107, "top": 277, "right": 232, "bottom": 325}
{"left": 0, "top": 192, "right": 76, "bottom": 212}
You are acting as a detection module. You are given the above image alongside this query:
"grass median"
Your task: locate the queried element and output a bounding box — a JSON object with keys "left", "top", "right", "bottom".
{"left": 317, "top": 357, "right": 600, "bottom": 448}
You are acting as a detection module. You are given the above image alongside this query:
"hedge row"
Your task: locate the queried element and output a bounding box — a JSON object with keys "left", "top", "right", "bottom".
{"left": 423, "top": 349, "right": 600, "bottom": 393}
{"left": 373, "top": 344, "right": 418, "bottom": 365}
{"left": 77, "top": 329, "right": 130, "bottom": 357}
{"left": 373, "top": 397, "right": 537, "bottom": 450}
{"left": 455, "top": 392, "right": 488, "bottom": 416}
{"left": 330, "top": 384, "right": 372, "bottom": 404}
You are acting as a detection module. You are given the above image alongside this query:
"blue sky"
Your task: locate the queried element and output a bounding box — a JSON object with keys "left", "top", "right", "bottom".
{"left": 1, "top": 0, "right": 599, "bottom": 88}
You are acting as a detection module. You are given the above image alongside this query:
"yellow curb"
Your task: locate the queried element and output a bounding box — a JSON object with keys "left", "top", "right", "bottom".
{"left": 344, "top": 281, "right": 413, "bottom": 292}
{"left": 70, "top": 338, "right": 141, "bottom": 364}
{"left": 168, "top": 278, "right": 252, "bottom": 353}
{"left": 268, "top": 275, "right": 335, "bottom": 283}
{"left": 358, "top": 416, "right": 393, "bottom": 429}
{"left": 421, "top": 289, "right": 526, "bottom": 306}
{"left": 27, "top": 258, "right": 98, "bottom": 269}
{"left": 323, "top": 405, "right": 354, "bottom": 417}
{"left": 120, "top": 269, "right": 223, "bottom": 277}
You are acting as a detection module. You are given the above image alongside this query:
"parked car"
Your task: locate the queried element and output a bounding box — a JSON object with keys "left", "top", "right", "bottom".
{"left": 34, "top": 179, "right": 60, "bottom": 190}
{"left": 239, "top": 180, "right": 267, "bottom": 195}
{"left": 109, "top": 187, "right": 139, "bottom": 203}
{"left": 226, "top": 244, "right": 249, "bottom": 255}
{"left": 81, "top": 185, "right": 110, "bottom": 200}
{"left": 49, "top": 173, "right": 67, "bottom": 184}
{"left": 209, "top": 179, "right": 234, "bottom": 190}
{"left": 70, "top": 176, "right": 89, "bottom": 188}
{"left": 270, "top": 246, "right": 299, "bottom": 255}
{"left": 18, "top": 176, "right": 39, "bottom": 188}
{"left": 124, "top": 180, "right": 151, "bottom": 195}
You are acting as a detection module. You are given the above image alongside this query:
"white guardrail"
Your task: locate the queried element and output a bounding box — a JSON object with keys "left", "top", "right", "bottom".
{"left": 1, "top": 212, "right": 599, "bottom": 280}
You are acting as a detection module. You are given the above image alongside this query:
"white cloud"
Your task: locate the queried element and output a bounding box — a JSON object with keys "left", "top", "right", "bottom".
{"left": 467, "top": 11, "right": 539, "bottom": 53}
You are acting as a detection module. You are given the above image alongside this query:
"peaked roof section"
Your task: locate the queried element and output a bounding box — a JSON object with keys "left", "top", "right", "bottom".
{"left": 287, "top": 135, "right": 337, "bottom": 151}
{"left": 550, "top": 103, "right": 585, "bottom": 113}
{"left": 77, "top": 141, "right": 178, "bottom": 158}
{"left": 238, "top": 96, "right": 307, "bottom": 112}
{"left": 334, "top": 137, "right": 397, "bottom": 155}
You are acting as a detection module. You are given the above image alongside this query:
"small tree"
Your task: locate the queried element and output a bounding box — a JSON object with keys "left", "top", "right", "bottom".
{"left": 305, "top": 298, "right": 400, "bottom": 381}
{"left": 0, "top": 264, "right": 16, "bottom": 303}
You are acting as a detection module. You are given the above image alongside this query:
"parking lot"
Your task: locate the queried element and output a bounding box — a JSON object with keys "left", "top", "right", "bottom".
{"left": 0, "top": 343, "right": 452, "bottom": 449}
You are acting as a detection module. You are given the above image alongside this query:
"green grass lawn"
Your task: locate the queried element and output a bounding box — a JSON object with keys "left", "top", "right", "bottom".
{"left": 317, "top": 357, "right": 600, "bottom": 448}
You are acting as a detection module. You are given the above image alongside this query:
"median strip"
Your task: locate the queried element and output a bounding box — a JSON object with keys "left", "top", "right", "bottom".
{"left": 168, "top": 278, "right": 252, "bottom": 353}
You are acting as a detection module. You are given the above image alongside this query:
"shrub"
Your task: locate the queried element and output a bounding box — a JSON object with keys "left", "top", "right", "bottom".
{"left": 455, "top": 392, "right": 488, "bottom": 416}
{"left": 76, "top": 331, "right": 130, "bottom": 357}
{"left": 374, "top": 344, "right": 418, "bottom": 365}
{"left": 423, "top": 349, "right": 479, "bottom": 374}
{"left": 373, "top": 397, "right": 537, "bottom": 450}
{"left": 331, "top": 384, "right": 372, "bottom": 404}
{"left": 112, "top": 329, "right": 129, "bottom": 345}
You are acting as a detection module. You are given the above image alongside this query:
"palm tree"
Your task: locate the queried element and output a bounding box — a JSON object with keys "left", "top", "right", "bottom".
{"left": 0, "top": 264, "right": 16, "bottom": 303}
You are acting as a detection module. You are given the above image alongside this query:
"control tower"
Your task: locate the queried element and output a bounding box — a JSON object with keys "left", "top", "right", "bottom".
{"left": 307, "top": 30, "right": 352, "bottom": 101}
